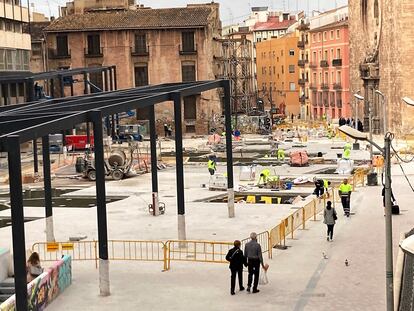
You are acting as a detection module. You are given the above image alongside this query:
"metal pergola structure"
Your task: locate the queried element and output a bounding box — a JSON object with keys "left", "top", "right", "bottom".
{"left": 0, "top": 80, "right": 234, "bottom": 311}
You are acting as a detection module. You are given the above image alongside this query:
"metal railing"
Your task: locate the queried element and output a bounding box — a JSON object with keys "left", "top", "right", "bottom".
{"left": 32, "top": 171, "right": 368, "bottom": 270}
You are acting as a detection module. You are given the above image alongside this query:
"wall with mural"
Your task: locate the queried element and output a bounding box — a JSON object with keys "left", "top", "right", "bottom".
{"left": 0, "top": 255, "right": 72, "bottom": 311}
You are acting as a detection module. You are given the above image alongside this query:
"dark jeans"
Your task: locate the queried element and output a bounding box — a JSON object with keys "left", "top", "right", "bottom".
{"left": 209, "top": 168, "right": 215, "bottom": 176}
{"left": 247, "top": 258, "right": 260, "bottom": 291}
{"left": 327, "top": 224, "right": 334, "bottom": 239}
{"left": 230, "top": 268, "right": 243, "bottom": 293}
{"left": 314, "top": 186, "right": 324, "bottom": 197}
{"left": 341, "top": 196, "right": 350, "bottom": 215}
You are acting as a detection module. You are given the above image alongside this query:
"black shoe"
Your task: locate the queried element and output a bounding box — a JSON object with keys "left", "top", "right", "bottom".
{"left": 252, "top": 289, "right": 260, "bottom": 293}
{"left": 346, "top": 214, "right": 350, "bottom": 217}
{"left": 247, "top": 287, "right": 251, "bottom": 292}
{"left": 231, "top": 292, "right": 235, "bottom": 295}
{"left": 240, "top": 287, "right": 245, "bottom": 291}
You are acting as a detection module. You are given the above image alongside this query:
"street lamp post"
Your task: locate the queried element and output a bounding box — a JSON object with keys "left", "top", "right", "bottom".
{"left": 338, "top": 125, "right": 394, "bottom": 311}
{"left": 375, "top": 90, "right": 387, "bottom": 134}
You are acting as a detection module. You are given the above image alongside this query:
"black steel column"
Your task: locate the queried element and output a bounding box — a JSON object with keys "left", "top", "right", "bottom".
{"left": 109, "top": 68, "right": 113, "bottom": 91}
{"left": 42, "top": 135, "right": 54, "bottom": 241}
{"left": 83, "top": 72, "right": 88, "bottom": 95}
{"left": 50, "top": 78, "right": 55, "bottom": 98}
{"left": 173, "top": 93, "right": 185, "bottom": 216}
{"left": 33, "top": 139, "right": 38, "bottom": 174}
{"left": 26, "top": 77, "right": 34, "bottom": 102}
{"left": 111, "top": 115, "right": 115, "bottom": 138}
{"left": 90, "top": 110, "right": 110, "bottom": 296}
{"left": 223, "top": 80, "right": 235, "bottom": 217}
{"left": 70, "top": 81, "right": 74, "bottom": 96}
{"left": 7, "top": 135, "right": 28, "bottom": 311}
{"left": 149, "top": 105, "right": 159, "bottom": 216}
{"left": 86, "top": 122, "right": 90, "bottom": 145}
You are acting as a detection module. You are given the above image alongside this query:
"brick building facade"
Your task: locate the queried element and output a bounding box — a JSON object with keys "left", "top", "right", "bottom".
{"left": 349, "top": 0, "right": 414, "bottom": 134}
{"left": 44, "top": 3, "right": 222, "bottom": 135}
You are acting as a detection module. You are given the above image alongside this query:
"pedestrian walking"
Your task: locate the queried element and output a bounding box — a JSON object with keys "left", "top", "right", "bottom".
{"left": 323, "top": 201, "right": 337, "bottom": 241}
{"left": 339, "top": 179, "right": 352, "bottom": 217}
{"left": 313, "top": 178, "right": 324, "bottom": 197}
{"left": 244, "top": 232, "right": 267, "bottom": 293}
{"left": 225, "top": 240, "right": 246, "bottom": 295}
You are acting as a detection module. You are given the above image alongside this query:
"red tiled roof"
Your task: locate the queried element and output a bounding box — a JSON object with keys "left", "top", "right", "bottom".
{"left": 45, "top": 7, "right": 214, "bottom": 32}
{"left": 253, "top": 17, "right": 296, "bottom": 31}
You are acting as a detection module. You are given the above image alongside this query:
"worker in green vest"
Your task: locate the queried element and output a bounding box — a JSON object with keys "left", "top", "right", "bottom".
{"left": 208, "top": 155, "right": 217, "bottom": 176}
{"left": 343, "top": 142, "right": 352, "bottom": 160}
{"left": 338, "top": 178, "right": 352, "bottom": 217}
{"left": 277, "top": 148, "right": 285, "bottom": 161}
{"left": 258, "top": 169, "right": 271, "bottom": 185}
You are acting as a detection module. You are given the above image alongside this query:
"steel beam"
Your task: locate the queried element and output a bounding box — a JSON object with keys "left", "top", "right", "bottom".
{"left": 90, "top": 110, "right": 110, "bottom": 296}
{"left": 7, "top": 135, "right": 28, "bottom": 311}
{"left": 33, "top": 139, "right": 38, "bottom": 174}
{"left": 42, "top": 135, "right": 55, "bottom": 242}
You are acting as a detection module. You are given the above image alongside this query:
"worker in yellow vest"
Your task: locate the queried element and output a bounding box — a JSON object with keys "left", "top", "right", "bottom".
{"left": 258, "top": 169, "right": 271, "bottom": 185}
{"left": 343, "top": 142, "right": 352, "bottom": 160}
{"left": 208, "top": 156, "right": 217, "bottom": 176}
{"left": 338, "top": 178, "right": 352, "bottom": 217}
{"left": 277, "top": 148, "right": 285, "bottom": 161}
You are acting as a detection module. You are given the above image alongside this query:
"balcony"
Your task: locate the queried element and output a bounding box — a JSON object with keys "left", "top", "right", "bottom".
{"left": 309, "top": 62, "right": 318, "bottom": 68}
{"left": 321, "top": 83, "right": 329, "bottom": 90}
{"left": 320, "top": 60, "right": 329, "bottom": 68}
{"left": 324, "top": 100, "right": 329, "bottom": 107}
{"left": 337, "top": 100, "right": 343, "bottom": 108}
{"left": 131, "top": 46, "right": 149, "bottom": 57}
{"left": 309, "top": 83, "right": 317, "bottom": 90}
{"left": 298, "top": 59, "right": 306, "bottom": 67}
{"left": 330, "top": 101, "right": 335, "bottom": 107}
{"left": 179, "top": 44, "right": 197, "bottom": 55}
{"left": 48, "top": 48, "right": 71, "bottom": 59}
{"left": 298, "top": 78, "right": 307, "bottom": 85}
{"left": 84, "top": 47, "right": 103, "bottom": 58}
{"left": 297, "top": 41, "right": 305, "bottom": 49}
{"left": 332, "top": 59, "right": 342, "bottom": 67}
{"left": 333, "top": 83, "right": 342, "bottom": 90}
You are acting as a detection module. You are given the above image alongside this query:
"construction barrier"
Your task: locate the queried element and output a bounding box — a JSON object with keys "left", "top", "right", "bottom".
{"left": 241, "top": 231, "right": 270, "bottom": 258}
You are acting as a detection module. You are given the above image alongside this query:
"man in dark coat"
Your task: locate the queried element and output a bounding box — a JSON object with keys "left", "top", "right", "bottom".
{"left": 225, "top": 240, "right": 246, "bottom": 295}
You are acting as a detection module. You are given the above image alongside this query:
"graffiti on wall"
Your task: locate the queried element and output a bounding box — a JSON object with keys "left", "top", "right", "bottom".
{"left": 0, "top": 255, "right": 72, "bottom": 311}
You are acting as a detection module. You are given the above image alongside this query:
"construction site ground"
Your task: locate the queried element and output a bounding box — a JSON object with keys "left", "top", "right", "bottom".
{"left": 0, "top": 134, "right": 413, "bottom": 310}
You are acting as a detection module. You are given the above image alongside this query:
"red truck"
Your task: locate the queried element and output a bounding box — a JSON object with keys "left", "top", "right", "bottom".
{"left": 65, "top": 135, "right": 94, "bottom": 150}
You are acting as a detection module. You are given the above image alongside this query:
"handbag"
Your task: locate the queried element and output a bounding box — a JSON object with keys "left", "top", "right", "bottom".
{"left": 333, "top": 209, "right": 338, "bottom": 220}
{"left": 259, "top": 268, "right": 269, "bottom": 285}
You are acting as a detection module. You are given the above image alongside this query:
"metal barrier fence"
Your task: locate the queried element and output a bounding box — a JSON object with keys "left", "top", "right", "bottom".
{"left": 32, "top": 172, "right": 368, "bottom": 269}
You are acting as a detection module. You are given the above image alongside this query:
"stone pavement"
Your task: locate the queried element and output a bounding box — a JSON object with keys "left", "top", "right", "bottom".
{"left": 43, "top": 162, "right": 414, "bottom": 311}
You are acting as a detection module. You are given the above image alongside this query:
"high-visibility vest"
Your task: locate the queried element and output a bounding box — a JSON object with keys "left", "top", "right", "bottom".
{"left": 323, "top": 179, "right": 329, "bottom": 189}
{"left": 339, "top": 183, "right": 352, "bottom": 194}
{"left": 260, "top": 169, "right": 271, "bottom": 178}
{"left": 343, "top": 149, "right": 351, "bottom": 159}
{"left": 208, "top": 160, "right": 216, "bottom": 170}
{"left": 277, "top": 149, "right": 285, "bottom": 160}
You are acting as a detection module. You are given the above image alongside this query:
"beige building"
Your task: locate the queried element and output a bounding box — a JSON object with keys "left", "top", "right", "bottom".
{"left": 0, "top": 0, "right": 31, "bottom": 105}
{"left": 349, "top": 0, "right": 414, "bottom": 134}
{"left": 44, "top": 2, "right": 222, "bottom": 135}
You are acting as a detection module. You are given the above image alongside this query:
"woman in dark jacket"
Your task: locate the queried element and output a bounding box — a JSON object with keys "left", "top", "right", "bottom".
{"left": 323, "top": 201, "right": 337, "bottom": 241}
{"left": 225, "top": 240, "right": 246, "bottom": 295}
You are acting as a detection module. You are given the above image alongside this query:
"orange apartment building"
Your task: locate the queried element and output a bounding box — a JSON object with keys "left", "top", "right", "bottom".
{"left": 44, "top": 2, "right": 222, "bottom": 135}
{"left": 256, "top": 35, "right": 300, "bottom": 116}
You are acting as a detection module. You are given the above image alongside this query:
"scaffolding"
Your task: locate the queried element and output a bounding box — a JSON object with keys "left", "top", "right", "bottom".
{"left": 216, "top": 37, "right": 254, "bottom": 114}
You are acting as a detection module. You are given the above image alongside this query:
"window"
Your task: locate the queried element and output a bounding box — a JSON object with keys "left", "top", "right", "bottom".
{"left": 318, "top": 50, "right": 322, "bottom": 60}
{"left": 0, "top": 20, "right": 4, "bottom": 31}
{"left": 324, "top": 50, "right": 328, "bottom": 61}
{"left": 336, "top": 29, "right": 340, "bottom": 39}
{"left": 281, "top": 50, "right": 284, "bottom": 56}
{"left": 323, "top": 31, "right": 327, "bottom": 41}
{"left": 134, "top": 34, "right": 147, "bottom": 54}
{"left": 182, "top": 62, "right": 196, "bottom": 82}
{"left": 182, "top": 31, "right": 195, "bottom": 52}
{"left": 184, "top": 96, "right": 197, "bottom": 120}
{"left": 56, "top": 35, "right": 69, "bottom": 56}
{"left": 14, "top": 23, "right": 22, "bottom": 33}
{"left": 0, "top": 49, "right": 5, "bottom": 70}
{"left": 324, "top": 72, "right": 328, "bottom": 84}
{"left": 312, "top": 34, "right": 316, "bottom": 43}
{"left": 330, "top": 49, "right": 334, "bottom": 60}
{"left": 330, "top": 30, "right": 334, "bottom": 40}
{"left": 289, "top": 82, "right": 295, "bottom": 91}
{"left": 269, "top": 66, "right": 272, "bottom": 75}
{"left": 336, "top": 71, "right": 341, "bottom": 83}
{"left": 289, "top": 65, "right": 295, "bottom": 73}
{"left": 331, "top": 72, "right": 334, "bottom": 83}
{"left": 336, "top": 48, "right": 341, "bottom": 59}
{"left": 5, "top": 21, "right": 13, "bottom": 32}
{"left": 318, "top": 33, "right": 321, "bottom": 41}
{"left": 313, "top": 51, "right": 317, "bottom": 62}
{"left": 6, "top": 50, "right": 14, "bottom": 70}
{"left": 277, "top": 56, "right": 279, "bottom": 62}
{"left": 87, "top": 34, "right": 101, "bottom": 55}
{"left": 134, "top": 64, "right": 149, "bottom": 87}
{"left": 273, "top": 66, "right": 276, "bottom": 74}
{"left": 273, "top": 51, "right": 275, "bottom": 58}
{"left": 281, "top": 65, "right": 284, "bottom": 74}
{"left": 289, "top": 49, "right": 295, "bottom": 56}
{"left": 319, "top": 72, "right": 322, "bottom": 84}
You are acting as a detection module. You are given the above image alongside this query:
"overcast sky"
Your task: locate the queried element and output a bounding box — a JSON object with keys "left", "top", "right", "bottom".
{"left": 33, "top": 0, "right": 348, "bottom": 24}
